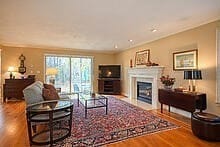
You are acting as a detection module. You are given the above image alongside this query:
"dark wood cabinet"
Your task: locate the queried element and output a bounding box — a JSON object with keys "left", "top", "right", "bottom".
{"left": 158, "top": 89, "right": 206, "bottom": 113}
{"left": 98, "top": 80, "right": 104, "bottom": 93}
{"left": 3, "top": 79, "right": 35, "bottom": 102}
{"left": 98, "top": 79, "right": 120, "bottom": 94}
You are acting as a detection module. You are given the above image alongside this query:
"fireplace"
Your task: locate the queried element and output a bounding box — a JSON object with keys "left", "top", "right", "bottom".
{"left": 127, "top": 66, "right": 164, "bottom": 109}
{"left": 137, "top": 82, "right": 152, "bottom": 104}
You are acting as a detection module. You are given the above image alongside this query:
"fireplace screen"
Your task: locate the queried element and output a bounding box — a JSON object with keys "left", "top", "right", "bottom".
{"left": 137, "top": 81, "right": 152, "bottom": 104}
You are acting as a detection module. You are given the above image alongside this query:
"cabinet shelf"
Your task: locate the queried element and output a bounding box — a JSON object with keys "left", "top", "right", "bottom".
{"left": 98, "top": 79, "right": 120, "bottom": 94}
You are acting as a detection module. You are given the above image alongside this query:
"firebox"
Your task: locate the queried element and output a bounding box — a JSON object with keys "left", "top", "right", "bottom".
{"left": 137, "top": 81, "right": 152, "bottom": 104}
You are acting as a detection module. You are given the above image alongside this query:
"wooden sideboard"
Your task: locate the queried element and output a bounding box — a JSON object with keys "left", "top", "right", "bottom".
{"left": 158, "top": 89, "right": 207, "bottom": 113}
{"left": 3, "top": 79, "right": 35, "bottom": 102}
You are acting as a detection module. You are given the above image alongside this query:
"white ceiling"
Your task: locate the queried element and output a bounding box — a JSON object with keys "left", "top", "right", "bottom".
{"left": 0, "top": 0, "right": 220, "bottom": 53}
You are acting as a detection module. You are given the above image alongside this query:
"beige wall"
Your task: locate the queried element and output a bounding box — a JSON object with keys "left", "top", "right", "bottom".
{"left": 1, "top": 46, "right": 115, "bottom": 93}
{"left": 115, "top": 20, "right": 220, "bottom": 115}
{"left": 1, "top": 20, "right": 220, "bottom": 115}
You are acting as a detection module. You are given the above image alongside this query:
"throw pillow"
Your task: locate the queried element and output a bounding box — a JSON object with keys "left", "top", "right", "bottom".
{"left": 43, "top": 84, "right": 57, "bottom": 92}
{"left": 42, "top": 84, "right": 60, "bottom": 101}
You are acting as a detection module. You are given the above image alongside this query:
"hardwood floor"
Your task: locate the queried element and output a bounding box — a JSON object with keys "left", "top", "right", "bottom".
{"left": 0, "top": 98, "right": 220, "bottom": 147}
{"left": 0, "top": 101, "right": 30, "bottom": 147}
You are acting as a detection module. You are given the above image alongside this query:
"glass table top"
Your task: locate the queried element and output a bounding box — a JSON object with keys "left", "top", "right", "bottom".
{"left": 26, "top": 100, "right": 73, "bottom": 112}
{"left": 79, "top": 93, "right": 106, "bottom": 100}
{"left": 79, "top": 93, "right": 108, "bottom": 107}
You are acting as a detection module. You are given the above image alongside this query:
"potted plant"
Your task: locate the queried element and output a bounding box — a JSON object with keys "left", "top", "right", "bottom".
{"left": 160, "top": 75, "right": 175, "bottom": 89}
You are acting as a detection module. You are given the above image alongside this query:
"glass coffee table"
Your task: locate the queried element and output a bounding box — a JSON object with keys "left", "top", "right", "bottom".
{"left": 78, "top": 93, "right": 108, "bottom": 118}
{"left": 26, "top": 100, "right": 73, "bottom": 146}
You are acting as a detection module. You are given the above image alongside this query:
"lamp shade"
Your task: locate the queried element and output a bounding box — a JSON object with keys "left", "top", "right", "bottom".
{"left": 8, "top": 66, "right": 15, "bottom": 72}
{"left": 184, "top": 70, "right": 202, "bottom": 80}
{"left": 46, "top": 68, "right": 58, "bottom": 75}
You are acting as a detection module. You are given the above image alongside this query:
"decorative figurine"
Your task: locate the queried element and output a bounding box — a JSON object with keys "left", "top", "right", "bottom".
{"left": 18, "top": 54, "right": 26, "bottom": 74}
{"left": 130, "top": 59, "right": 133, "bottom": 68}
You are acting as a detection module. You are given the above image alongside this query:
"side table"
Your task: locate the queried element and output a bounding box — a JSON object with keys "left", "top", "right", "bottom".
{"left": 26, "top": 100, "right": 73, "bottom": 146}
{"left": 158, "top": 89, "right": 207, "bottom": 113}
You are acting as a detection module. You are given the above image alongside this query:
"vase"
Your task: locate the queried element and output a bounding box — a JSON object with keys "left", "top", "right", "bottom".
{"left": 164, "top": 85, "right": 173, "bottom": 89}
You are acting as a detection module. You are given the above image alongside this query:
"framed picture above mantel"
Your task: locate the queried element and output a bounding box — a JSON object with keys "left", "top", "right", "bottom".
{"left": 135, "top": 49, "right": 150, "bottom": 66}
{"left": 173, "top": 49, "right": 198, "bottom": 70}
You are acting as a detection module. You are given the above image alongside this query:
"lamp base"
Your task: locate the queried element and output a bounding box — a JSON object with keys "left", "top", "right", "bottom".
{"left": 10, "top": 72, "right": 13, "bottom": 79}
{"left": 49, "top": 78, "right": 55, "bottom": 85}
{"left": 188, "top": 85, "right": 191, "bottom": 92}
{"left": 192, "top": 85, "right": 196, "bottom": 92}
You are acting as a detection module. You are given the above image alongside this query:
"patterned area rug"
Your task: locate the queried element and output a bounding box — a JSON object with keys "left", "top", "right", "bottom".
{"left": 55, "top": 96, "right": 178, "bottom": 146}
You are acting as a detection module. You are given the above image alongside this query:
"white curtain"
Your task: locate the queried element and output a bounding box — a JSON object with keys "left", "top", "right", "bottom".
{"left": 216, "top": 28, "right": 220, "bottom": 103}
{"left": 0, "top": 49, "right": 1, "bottom": 99}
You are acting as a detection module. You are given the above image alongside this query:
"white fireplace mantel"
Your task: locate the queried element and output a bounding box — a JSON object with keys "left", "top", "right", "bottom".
{"left": 127, "top": 66, "right": 164, "bottom": 109}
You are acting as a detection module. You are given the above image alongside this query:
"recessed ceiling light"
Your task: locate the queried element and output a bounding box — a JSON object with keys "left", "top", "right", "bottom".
{"left": 151, "top": 29, "right": 157, "bottom": 32}
{"left": 128, "top": 39, "right": 133, "bottom": 42}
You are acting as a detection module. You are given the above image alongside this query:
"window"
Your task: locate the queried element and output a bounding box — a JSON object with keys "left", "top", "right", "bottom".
{"left": 217, "top": 28, "right": 220, "bottom": 103}
{"left": 45, "top": 55, "right": 93, "bottom": 94}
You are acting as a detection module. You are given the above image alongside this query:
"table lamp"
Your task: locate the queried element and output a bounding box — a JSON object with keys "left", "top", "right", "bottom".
{"left": 46, "top": 68, "right": 58, "bottom": 85}
{"left": 8, "top": 66, "right": 15, "bottom": 79}
{"left": 184, "top": 70, "right": 202, "bottom": 92}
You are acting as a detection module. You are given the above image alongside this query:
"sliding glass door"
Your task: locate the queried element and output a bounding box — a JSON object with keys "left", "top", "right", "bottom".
{"left": 71, "top": 57, "right": 92, "bottom": 93}
{"left": 45, "top": 55, "right": 93, "bottom": 94}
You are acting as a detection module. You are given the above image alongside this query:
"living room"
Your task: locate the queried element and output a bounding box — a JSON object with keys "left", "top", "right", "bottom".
{"left": 1, "top": 0, "right": 220, "bottom": 146}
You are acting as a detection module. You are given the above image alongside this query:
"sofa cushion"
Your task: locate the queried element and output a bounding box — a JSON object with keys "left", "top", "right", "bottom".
{"left": 42, "top": 87, "right": 60, "bottom": 101}
{"left": 23, "top": 81, "right": 44, "bottom": 106}
{"left": 43, "top": 84, "right": 57, "bottom": 92}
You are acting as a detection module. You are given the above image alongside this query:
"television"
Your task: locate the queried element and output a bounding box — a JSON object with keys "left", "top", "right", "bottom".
{"left": 98, "top": 65, "right": 121, "bottom": 79}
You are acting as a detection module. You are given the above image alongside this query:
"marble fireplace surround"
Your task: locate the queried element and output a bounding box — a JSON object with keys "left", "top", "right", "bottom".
{"left": 127, "top": 66, "right": 164, "bottom": 109}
